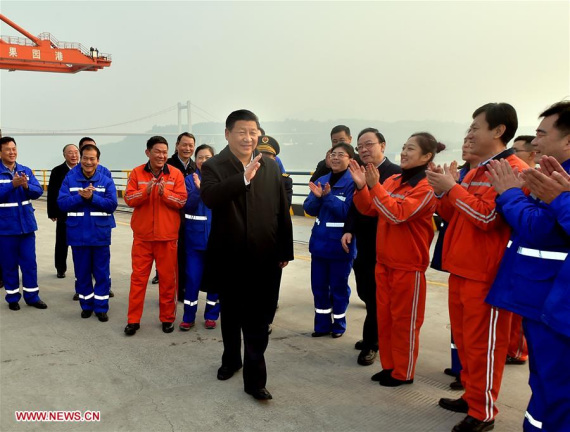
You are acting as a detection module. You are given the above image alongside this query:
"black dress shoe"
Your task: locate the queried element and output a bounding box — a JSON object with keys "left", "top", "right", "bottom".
{"left": 81, "top": 310, "right": 93, "bottom": 319}
{"left": 439, "top": 397, "right": 469, "bottom": 413}
{"left": 331, "top": 332, "right": 343, "bottom": 339}
{"left": 96, "top": 312, "right": 109, "bottom": 322}
{"left": 506, "top": 355, "right": 526, "bottom": 365}
{"left": 124, "top": 323, "right": 140, "bottom": 336}
{"left": 450, "top": 376, "right": 464, "bottom": 390}
{"left": 357, "top": 349, "right": 377, "bottom": 366}
{"left": 379, "top": 373, "right": 413, "bottom": 387}
{"left": 371, "top": 369, "right": 393, "bottom": 381}
{"left": 57, "top": 272, "right": 66, "bottom": 279}
{"left": 28, "top": 300, "right": 47, "bottom": 309}
{"left": 217, "top": 365, "right": 241, "bottom": 381}
{"left": 162, "top": 322, "right": 174, "bottom": 333}
{"left": 73, "top": 293, "right": 80, "bottom": 301}
{"left": 109, "top": 290, "right": 115, "bottom": 298}
{"left": 311, "top": 331, "right": 331, "bottom": 337}
{"left": 452, "top": 415, "right": 495, "bottom": 432}
{"left": 444, "top": 367, "right": 460, "bottom": 378}
{"left": 355, "top": 339, "right": 364, "bottom": 350}
{"left": 8, "top": 302, "right": 20, "bottom": 311}
{"left": 245, "top": 387, "right": 273, "bottom": 400}
{"left": 151, "top": 275, "right": 159, "bottom": 284}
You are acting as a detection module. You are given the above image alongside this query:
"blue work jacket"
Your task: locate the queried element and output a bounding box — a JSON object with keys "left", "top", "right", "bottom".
{"left": 0, "top": 162, "right": 43, "bottom": 235}
{"left": 184, "top": 171, "right": 211, "bottom": 251}
{"left": 304, "top": 169, "right": 356, "bottom": 260}
{"left": 57, "top": 166, "right": 117, "bottom": 246}
{"left": 486, "top": 160, "right": 570, "bottom": 324}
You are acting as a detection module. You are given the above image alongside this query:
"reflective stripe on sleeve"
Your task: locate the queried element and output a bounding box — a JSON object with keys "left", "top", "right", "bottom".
{"left": 185, "top": 215, "right": 207, "bottom": 221}
{"left": 69, "top": 187, "right": 82, "bottom": 192}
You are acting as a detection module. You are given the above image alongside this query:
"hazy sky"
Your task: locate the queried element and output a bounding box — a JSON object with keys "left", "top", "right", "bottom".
{"left": 1, "top": 1, "right": 569, "bottom": 141}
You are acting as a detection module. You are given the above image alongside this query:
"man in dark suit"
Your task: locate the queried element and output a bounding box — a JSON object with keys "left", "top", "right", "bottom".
{"left": 341, "top": 128, "right": 401, "bottom": 366}
{"left": 47, "top": 144, "right": 80, "bottom": 279}
{"left": 201, "top": 110, "right": 294, "bottom": 401}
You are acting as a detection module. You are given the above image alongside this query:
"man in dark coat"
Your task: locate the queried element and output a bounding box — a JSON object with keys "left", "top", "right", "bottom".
{"left": 47, "top": 144, "right": 80, "bottom": 279}
{"left": 341, "top": 128, "right": 401, "bottom": 366}
{"left": 201, "top": 110, "right": 294, "bottom": 401}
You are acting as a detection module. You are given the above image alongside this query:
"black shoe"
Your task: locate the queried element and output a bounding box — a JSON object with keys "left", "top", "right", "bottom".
{"left": 331, "top": 332, "right": 344, "bottom": 339}
{"left": 28, "top": 300, "right": 47, "bottom": 309}
{"left": 81, "top": 310, "right": 93, "bottom": 319}
{"left": 57, "top": 272, "right": 66, "bottom": 279}
{"left": 444, "top": 367, "right": 460, "bottom": 378}
{"left": 439, "top": 397, "right": 469, "bottom": 413}
{"left": 109, "top": 290, "right": 114, "bottom": 298}
{"left": 151, "top": 275, "right": 159, "bottom": 284}
{"left": 357, "top": 349, "right": 378, "bottom": 366}
{"left": 379, "top": 373, "right": 413, "bottom": 387}
{"left": 217, "top": 365, "right": 241, "bottom": 381}
{"left": 355, "top": 339, "right": 364, "bottom": 350}
{"left": 8, "top": 302, "right": 20, "bottom": 311}
{"left": 96, "top": 312, "right": 109, "bottom": 322}
{"left": 452, "top": 415, "right": 495, "bottom": 432}
{"left": 371, "top": 369, "right": 393, "bottom": 381}
{"left": 162, "top": 322, "right": 174, "bottom": 333}
{"left": 311, "top": 331, "right": 331, "bottom": 337}
{"left": 124, "top": 323, "right": 140, "bottom": 336}
{"left": 450, "top": 376, "right": 464, "bottom": 390}
{"left": 73, "top": 293, "right": 80, "bottom": 301}
{"left": 506, "top": 355, "right": 526, "bottom": 365}
{"left": 245, "top": 387, "right": 273, "bottom": 400}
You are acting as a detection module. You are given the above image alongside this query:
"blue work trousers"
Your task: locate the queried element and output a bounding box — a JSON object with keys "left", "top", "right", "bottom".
{"left": 183, "top": 249, "right": 219, "bottom": 323}
{"left": 72, "top": 246, "right": 111, "bottom": 313}
{"left": 0, "top": 233, "right": 40, "bottom": 305}
{"left": 311, "top": 256, "right": 353, "bottom": 334}
{"left": 523, "top": 318, "right": 570, "bottom": 432}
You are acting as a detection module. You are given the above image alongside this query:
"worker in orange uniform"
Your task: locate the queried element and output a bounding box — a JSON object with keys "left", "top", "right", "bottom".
{"left": 350, "top": 132, "right": 445, "bottom": 387}
{"left": 426, "top": 103, "right": 528, "bottom": 432}
{"left": 124, "top": 136, "right": 187, "bottom": 336}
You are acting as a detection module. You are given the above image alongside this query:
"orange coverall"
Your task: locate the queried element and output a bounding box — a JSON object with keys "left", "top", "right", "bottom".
{"left": 124, "top": 163, "right": 187, "bottom": 324}
{"left": 354, "top": 171, "right": 436, "bottom": 381}
{"left": 437, "top": 150, "right": 528, "bottom": 422}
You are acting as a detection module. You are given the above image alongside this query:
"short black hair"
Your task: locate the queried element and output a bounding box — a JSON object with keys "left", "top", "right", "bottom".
{"left": 331, "top": 142, "right": 355, "bottom": 159}
{"left": 225, "top": 109, "right": 260, "bottom": 131}
{"left": 0, "top": 136, "right": 16, "bottom": 148}
{"left": 357, "top": 127, "right": 386, "bottom": 143}
{"left": 539, "top": 101, "right": 570, "bottom": 137}
{"left": 330, "top": 125, "right": 351, "bottom": 137}
{"left": 79, "top": 137, "right": 96, "bottom": 148}
{"left": 195, "top": 144, "right": 216, "bottom": 157}
{"left": 472, "top": 103, "right": 518, "bottom": 145}
{"left": 176, "top": 132, "right": 196, "bottom": 145}
{"left": 410, "top": 132, "right": 446, "bottom": 163}
{"left": 513, "top": 135, "right": 535, "bottom": 151}
{"left": 80, "top": 143, "right": 100, "bottom": 159}
{"left": 146, "top": 135, "right": 168, "bottom": 150}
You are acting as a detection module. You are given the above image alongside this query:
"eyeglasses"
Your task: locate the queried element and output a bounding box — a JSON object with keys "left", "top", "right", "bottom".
{"left": 329, "top": 152, "right": 349, "bottom": 159}
{"left": 356, "top": 141, "right": 379, "bottom": 152}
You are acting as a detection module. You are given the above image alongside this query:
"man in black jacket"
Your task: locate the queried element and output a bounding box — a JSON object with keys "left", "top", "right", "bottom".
{"left": 201, "top": 110, "right": 294, "bottom": 401}
{"left": 47, "top": 144, "right": 80, "bottom": 279}
{"left": 341, "top": 128, "right": 401, "bottom": 366}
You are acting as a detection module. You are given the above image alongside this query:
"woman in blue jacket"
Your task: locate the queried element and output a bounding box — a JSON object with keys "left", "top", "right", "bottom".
{"left": 304, "top": 142, "right": 356, "bottom": 338}
{"left": 179, "top": 144, "right": 220, "bottom": 331}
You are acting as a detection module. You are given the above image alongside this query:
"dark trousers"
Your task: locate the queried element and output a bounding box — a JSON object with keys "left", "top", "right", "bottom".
{"left": 219, "top": 282, "right": 274, "bottom": 391}
{"left": 267, "top": 267, "right": 282, "bottom": 325}
{"left": 55, "top": 219, "right": 69, "bottom": 274}
{"left": 354, "top": 256, "right": 378, "bottom": 351}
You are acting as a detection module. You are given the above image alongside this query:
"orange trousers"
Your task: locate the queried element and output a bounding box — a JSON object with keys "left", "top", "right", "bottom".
{"left": 508, "top": 313, "right": 528, "bottom": 361}
{"left": 449, "top": 274, "right": 511, "bottom": 422}
{"left": 127, "top": 239, "right": 178, "bottom": 324}
{"left": 376, "top": 263, "right": 426, "bottom": 381}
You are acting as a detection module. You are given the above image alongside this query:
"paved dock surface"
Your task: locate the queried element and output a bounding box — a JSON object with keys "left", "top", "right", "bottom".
{"left": 1, "top": 201, "right": 529, "bottom": 431}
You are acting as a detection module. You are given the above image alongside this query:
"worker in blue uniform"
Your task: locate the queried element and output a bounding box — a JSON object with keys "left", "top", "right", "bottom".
{"left": 179, "top": 144, "right": 220, "bottom": 331}
{"left": 304, "top": 142, "right": 356, "bottom": 338}
{"left": 57, "top": 144, "right": 117, "bottom": 322}
{"left": 0, "top": 137, "right": 47, "bottom": 310}
{"left": 486, "top": 101, "right": 570, "bottom": 432}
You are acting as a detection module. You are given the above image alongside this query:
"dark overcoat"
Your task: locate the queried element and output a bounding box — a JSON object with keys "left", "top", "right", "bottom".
{"left": 200, "top": 146, "right": 294, "bottom": 294}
